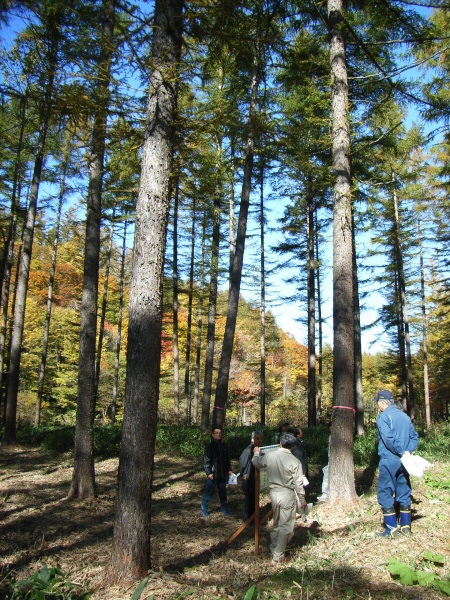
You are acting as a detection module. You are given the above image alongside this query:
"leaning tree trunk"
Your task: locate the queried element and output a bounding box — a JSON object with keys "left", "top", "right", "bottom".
{"left": 2, "top": 21, "right": 60, "bottom": 445}
{"left": 213, "top": 64, "right": 259, "bottom": 428}
{"left": 68, "top": 0, "right": 115, "bottom": 499}
{"left": 327, "top": 0, "right": 358, "bottom": 505}
{"left": 110, "top": 0, "right": 183, "bottom": 581}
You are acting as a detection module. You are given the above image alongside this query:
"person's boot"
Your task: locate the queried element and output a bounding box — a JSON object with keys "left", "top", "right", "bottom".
{"left": 201, "top": 500, "right": 210, "bottom": 517}
{"left": 399, "top": 505, "right": 412, "bottom": 535}
{"left": 220, "top": 502, "right": 231, "bottom": 517}
{"left": 378, "top": 507, "right": 400, "bottom": 538}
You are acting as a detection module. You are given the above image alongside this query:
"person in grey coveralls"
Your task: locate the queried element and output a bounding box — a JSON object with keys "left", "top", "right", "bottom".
{"left": 252, "top": 432, "right": 307, "bottom": 563}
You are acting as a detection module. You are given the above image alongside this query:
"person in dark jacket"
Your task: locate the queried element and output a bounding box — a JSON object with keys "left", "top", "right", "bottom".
{"left": 290, "top": 427, "right": 308, "bottom": 479}
{"left": 201, "top": 427, "right": 233, "bottom": 517}
{"left": 375, "top": 390, "right": 419, "bottom": 537}
{"left": 239, "top": 430, "right": 264, "bottom": 521}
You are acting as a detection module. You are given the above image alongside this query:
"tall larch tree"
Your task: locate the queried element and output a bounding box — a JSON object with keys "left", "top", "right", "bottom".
{"left": 327, "top": 0, "right": 358, "bottom": 504}
{"left": 68, "top": 0, "right": 116, "bottom": 499}
{"left": 111, "top": 0, "right": 183, "bottom": 579}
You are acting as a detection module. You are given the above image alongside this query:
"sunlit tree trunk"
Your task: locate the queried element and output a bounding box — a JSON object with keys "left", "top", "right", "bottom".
{"left": 327, "top": 0, "right": 358, "bottom": 504}
{"left": 352, "top": 210, "right": 365, "bottom": 435}
{"left": 111, "top": 0, "right": 183, "bottom": 579}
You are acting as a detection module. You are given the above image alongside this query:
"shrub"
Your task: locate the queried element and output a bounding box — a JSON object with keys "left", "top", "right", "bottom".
{"left": 8, "top": 564, "right": 91, "bottom": 599}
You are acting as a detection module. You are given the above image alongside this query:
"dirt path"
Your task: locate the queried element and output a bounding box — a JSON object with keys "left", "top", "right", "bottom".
{"left": 1, "top": 447, "right": 448, "bottom": 599}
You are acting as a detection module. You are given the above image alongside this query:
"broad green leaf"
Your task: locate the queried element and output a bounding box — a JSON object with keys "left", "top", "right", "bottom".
{"left": 389, "top": 557, "right": 406, "bottom": 575}
{"left": 434, "top": 580, "right": 450, "bottom": 596}
{"left": 416, "top": 571, "right": 435, "bottom": 586}
{"left": 423, "top": 551, "right": 445, "bottom": 564}
{"left": 399, "top": 567, "right": 417, "bottom": 587}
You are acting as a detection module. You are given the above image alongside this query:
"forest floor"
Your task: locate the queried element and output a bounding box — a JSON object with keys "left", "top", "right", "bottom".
{"left": 0, "top": 446, "right": 449, "bottom": 600}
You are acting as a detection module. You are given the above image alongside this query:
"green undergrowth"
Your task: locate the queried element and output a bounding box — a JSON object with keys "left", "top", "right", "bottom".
{"left": 6, "top": 420, "right": 449, "bottom": 465}
{"left": 6, "top": 564, "right": 92, "bottom": 599}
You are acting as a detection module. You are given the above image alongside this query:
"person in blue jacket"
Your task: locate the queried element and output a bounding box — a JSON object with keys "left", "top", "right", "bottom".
{"left": 374, "top": 390, "right": 419, "bottom": 537}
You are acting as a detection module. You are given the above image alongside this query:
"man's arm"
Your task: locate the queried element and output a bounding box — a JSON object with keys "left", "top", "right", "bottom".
{"left": 406, "top": 422, "right": 419, "bottom": 453}
{"left": 378, "top": 413, "right": 401, "bottom": 455}
{"left": 252, "top": 446, "right": 267, "bottom": 469}
{"left": 204, "top": 444, "right": 213, "bottom": 477}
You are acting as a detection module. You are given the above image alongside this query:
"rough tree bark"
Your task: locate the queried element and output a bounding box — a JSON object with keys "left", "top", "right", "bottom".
{"left": 327, "top": 0, "right": 358, "bottom": 504}
{"left": 68, "top": 0, "right": 115, "bottom": 499}
{"left": 110, "top": 0, "right": 183, "bottom": 580}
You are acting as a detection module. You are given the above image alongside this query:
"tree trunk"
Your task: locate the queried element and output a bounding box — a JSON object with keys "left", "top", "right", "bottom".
{"left": 69, "top": 0, "right": 115, "bottom": 498}
{"left": 192, "top": 214, "right": 207, "bottom": 424}
{"left": 35, "top": 135, "right": 69, "bottom": 425}
{"left": 184, "top": 197, "right": 197, "bottom": 424}
{"left": 111, "top": 220, "right": 127, "bottom": 425}
{"left": 259, "top": 166, "right": 266, "bottom": 425}
{"left": 418, "top": 217, "right": 431, "bottom": 429}
{"left": 393, "top": 188, "right": 415, "bottom": 418}
{"left": 213, "top": 65, "right": 259, "bottom": 428}
{"left": 94, "top": 206, "right": 116, "bottom": 403}
{"left": 172, "top": 181, "right": 180, "bottom": 422}
{"left": 307, "top": 196, "right": 317, "bottom": 427}
{"left": 327, "top": 0, "right": 358, "bottom": 504}
{"left": 201, "top": 149, "right": 223, "bottom": 431}
{"left": 2, "top": 20, "right": 59, "bottom": 444}
{"left": 110, "top": 0, "right": 183, "bottom": 580}
{"left": 352, "top": 209, "right": 365, "bottom": 435}
{"left": 315, "top": 213, "right": 323, "bottom": 415}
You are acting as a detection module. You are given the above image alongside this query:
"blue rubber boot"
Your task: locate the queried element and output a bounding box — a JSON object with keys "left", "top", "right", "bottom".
{"left": 201, "top": 500, "right": 210, "bottom": 517}
{"left": 221, "top": 502, "right": 231, "bottom": 517}
{"left": 378, "top": 508, "right": 400, "bottom": 538}
{"left": 400, "top": 505, "right": 412, "bottom": 535}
